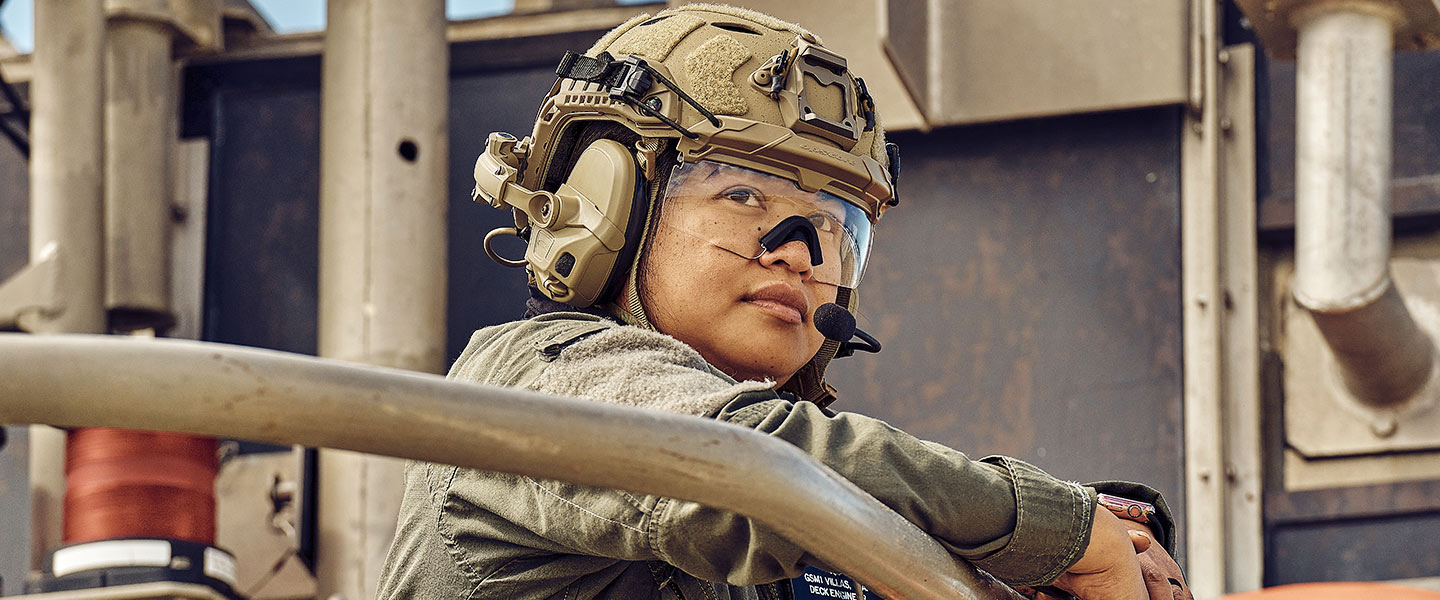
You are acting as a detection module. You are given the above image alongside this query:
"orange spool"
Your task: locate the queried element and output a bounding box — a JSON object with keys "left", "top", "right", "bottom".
{"left": 64, "top": 428, "right": 218, "bottom": 545}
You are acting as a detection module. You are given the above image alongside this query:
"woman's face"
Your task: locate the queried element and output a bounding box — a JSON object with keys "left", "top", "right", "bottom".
{"left": 640, "top": 162, "right": 843, "bottom": 384}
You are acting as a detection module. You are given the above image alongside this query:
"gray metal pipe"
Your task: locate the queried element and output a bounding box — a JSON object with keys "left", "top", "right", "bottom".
{"left": 103, "top": 14, "right": 177, "bottom": 331}
{"left": 0, "top": 334, "right": 1021, "bottom": 600}
{"left": 24, "top": 0, "right": 109, "bottom": 573}
{"left": 317, "top": 0, "right": 449, "bottom": 596}
{"left": 1292, "top": 4, "right": 1434, "bottom": 408}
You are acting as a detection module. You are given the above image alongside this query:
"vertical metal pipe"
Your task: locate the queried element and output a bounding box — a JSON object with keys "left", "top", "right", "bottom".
{"left": 1292, "top": 5, "right": 1433, "bottom": 408}
{"left": 104, "top": 15, "right": 176, "bottom": 331}
{"left": 25, "top": 0, "right": 108, "bottom": 574}
{"left": 318, "top": 0, "right": 449, "bottom": 597}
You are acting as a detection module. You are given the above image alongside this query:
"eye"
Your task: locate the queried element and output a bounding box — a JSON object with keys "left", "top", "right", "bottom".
{"left": 808, "top": 212, "right": 843, "bottom": 235}
{"left": 722, "top": 187, "right": 764, "bottom": 208}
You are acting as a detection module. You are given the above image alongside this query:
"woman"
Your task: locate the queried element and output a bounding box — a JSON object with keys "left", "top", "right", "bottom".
{"left": 380, "top": 5, "right": 1190, "bottom": 599}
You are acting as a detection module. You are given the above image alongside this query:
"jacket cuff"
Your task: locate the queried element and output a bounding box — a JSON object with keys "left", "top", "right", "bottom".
{"left": 1087, "top": 480, "right": 1177, "bottom": 555}
{"left": 969, "top": 456, "right": 1096, "bottom": 587}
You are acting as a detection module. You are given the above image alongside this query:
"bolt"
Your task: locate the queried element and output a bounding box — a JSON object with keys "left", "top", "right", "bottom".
{"left": 1371, "top": 414, "right": 1398, "bottom": 437}
{"left": 170, "top": 556, "right": 192, "bottom": 570}
{"left": 1220, "top": 117, "right": 1234, "bottom": 132}
{"left": 645, "top": 97, "right": 663, "bottom": 112}
{"left": 1218, "top": 49, "right": 1231, "bottom": 64}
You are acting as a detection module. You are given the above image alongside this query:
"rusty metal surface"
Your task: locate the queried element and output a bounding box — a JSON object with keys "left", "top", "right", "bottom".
{"left": 1259, "top": 49, "right": 1440, "bottom": 232}
{"left": 204, "top": 86, "right": 321, "bottom": 354}
{"left": 826, "top": 108, "right": 1186, "bottom": 522}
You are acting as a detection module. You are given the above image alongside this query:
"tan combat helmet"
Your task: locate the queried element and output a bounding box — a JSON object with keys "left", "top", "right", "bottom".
{"left": 473, "top": 3, "right": 899, "bottom": 403}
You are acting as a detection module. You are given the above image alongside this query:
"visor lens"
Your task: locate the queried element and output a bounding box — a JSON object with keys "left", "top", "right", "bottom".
{"left": 660, "top": 160, "right": 872, "bottom": 288}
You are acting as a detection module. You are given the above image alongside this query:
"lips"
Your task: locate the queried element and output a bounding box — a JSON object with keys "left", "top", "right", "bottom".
{"left": 743, "top": 283, "right": 809, "bottom": 324}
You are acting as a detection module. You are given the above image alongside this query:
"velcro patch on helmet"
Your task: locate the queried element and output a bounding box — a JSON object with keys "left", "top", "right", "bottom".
{"left": 684, "top": 34, "right": 752, "bottom": 116}
{"left": 610, "top": 13, "right": 706, "bottom": 61}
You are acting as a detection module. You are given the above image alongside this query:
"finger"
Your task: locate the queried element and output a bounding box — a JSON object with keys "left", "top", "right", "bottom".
{"left": 1168, "top": 577, "right": 1195, "bottom": 600}
{"left": 1129, "top": 530, "right": 1153, "bottom": 553}
{"left": 1137, "top": 554, "right": 1170, "bottom": 600}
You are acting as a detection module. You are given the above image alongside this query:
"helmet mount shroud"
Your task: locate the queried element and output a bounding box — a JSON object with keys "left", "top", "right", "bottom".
{"left": 472, "top": 4, "right": 898, "bottom": 404}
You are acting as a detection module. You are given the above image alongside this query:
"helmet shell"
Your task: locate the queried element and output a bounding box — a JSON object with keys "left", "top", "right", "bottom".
{"left": 522, "top": 3, "right": 895, "bottom": 222}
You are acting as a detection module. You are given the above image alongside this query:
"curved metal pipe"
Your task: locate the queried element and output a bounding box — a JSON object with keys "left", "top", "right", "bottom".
{"left": 1292, "top": 4, "right": 1435, "bottom": 408}
{"left": 0, "top": 334, "right": 1021, "bottom": 600}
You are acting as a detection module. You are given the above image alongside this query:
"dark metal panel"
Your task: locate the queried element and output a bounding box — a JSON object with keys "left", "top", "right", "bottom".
{"left": 826, "top": 108, "right": 1186, "bottom": 527}
{"left": 1266, "top": 479, "right": 1440, "bottom": 524}
{"left": 1258, "top": 49, "right": 1440, "bottom": 232}
{"left": 204, "top": 86, "right": 321, "bottom": 355}
{"left": 1268, "top": 512, "right": 1440, "bottom": 583}
{"left": 445, "top": 68, "right": 558, "bottom": 362}
{"left": 0, "top": 105, "right": 26, "bottom": 283}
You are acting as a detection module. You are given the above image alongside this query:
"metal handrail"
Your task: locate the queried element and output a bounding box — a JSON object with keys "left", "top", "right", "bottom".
{"left": 0, "top": 333, "right": 1022, "bottom": 600}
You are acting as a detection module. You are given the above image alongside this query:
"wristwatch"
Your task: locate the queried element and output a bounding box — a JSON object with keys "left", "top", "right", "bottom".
{"left": 1096, "top": 493, "right": 1156, "bottom": 526}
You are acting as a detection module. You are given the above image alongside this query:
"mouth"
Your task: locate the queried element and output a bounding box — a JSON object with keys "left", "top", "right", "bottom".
{"left": 743, "top": 283, "right": 809, "bottom": 325}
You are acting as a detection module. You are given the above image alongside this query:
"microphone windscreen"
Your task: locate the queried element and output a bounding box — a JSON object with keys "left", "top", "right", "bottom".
{"left": 813, "top": 302, "right": 856, "bottom": 343}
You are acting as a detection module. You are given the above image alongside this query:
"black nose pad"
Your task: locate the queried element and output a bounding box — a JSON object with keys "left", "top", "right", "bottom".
{"left": 758, "top": 215, "right": 824, "bottom": 267}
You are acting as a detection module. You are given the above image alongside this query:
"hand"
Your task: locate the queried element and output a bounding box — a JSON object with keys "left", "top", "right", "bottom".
{"left": 1124, "top": 525, "right": 1193, "bottom": 600}
{"left": 1047, "top": 505, "right": 1147, "bottom": 599}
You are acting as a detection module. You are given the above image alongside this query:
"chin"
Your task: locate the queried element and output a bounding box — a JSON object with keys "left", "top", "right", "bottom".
{"left": 710, "top": 330, "right": 818, "bottom": 383}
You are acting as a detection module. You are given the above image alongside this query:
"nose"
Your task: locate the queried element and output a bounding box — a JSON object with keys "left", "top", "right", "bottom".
{"left": 758, "top": 239, "right": 815, "bottom": 276}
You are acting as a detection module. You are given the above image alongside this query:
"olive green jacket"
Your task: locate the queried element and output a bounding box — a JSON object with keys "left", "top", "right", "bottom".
{"left": 377, "top": 313, "right": 1171, "bottom": 599}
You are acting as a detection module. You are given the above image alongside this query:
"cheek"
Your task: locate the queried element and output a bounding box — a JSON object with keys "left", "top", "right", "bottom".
{"left": 640, "top": 225, "right": 728, "bottom": 321}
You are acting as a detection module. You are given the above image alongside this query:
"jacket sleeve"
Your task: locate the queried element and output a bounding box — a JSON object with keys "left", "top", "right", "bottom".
{"left": 669, "top": 393, "right": 1099, "bottom": 587}
{"left": 438, "top": 390, "right": 1098, "bottom": 588}
{"left": 437, "top": 319, "right": 1100, "bottom": 588}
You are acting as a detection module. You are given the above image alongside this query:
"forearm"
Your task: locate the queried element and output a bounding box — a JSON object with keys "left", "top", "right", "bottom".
{"left": 715, "top": 394, "right": 1097, "bottom": 586}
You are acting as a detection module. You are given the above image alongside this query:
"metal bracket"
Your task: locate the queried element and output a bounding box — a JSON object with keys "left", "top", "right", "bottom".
{"left": 783, "top": 37, "right": 861, "bottom": 148}
{"left": 0, "top": 248, "right": 62, "bottom": 330}
{"left": 1282, "top": 255, "right": 1440, "bottom": 458}
{"left": 214, "top": 448, "right": 317, "bottom": 599}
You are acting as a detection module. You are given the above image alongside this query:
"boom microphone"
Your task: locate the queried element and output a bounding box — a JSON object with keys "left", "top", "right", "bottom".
{"left": 813, "top": 302, "right": 856, "bottom": 343}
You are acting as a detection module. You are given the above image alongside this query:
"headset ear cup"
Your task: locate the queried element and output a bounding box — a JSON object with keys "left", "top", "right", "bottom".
{"left": 596, "top": 148, "right": 656, "bottom": 305}
{"left": 528, "top": 139, "right": 642, "bottom": 307}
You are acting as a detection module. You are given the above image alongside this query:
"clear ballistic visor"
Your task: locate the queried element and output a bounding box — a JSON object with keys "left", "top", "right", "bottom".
{"left": 660, "top": 160, "right": 873, "bottom": 288}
